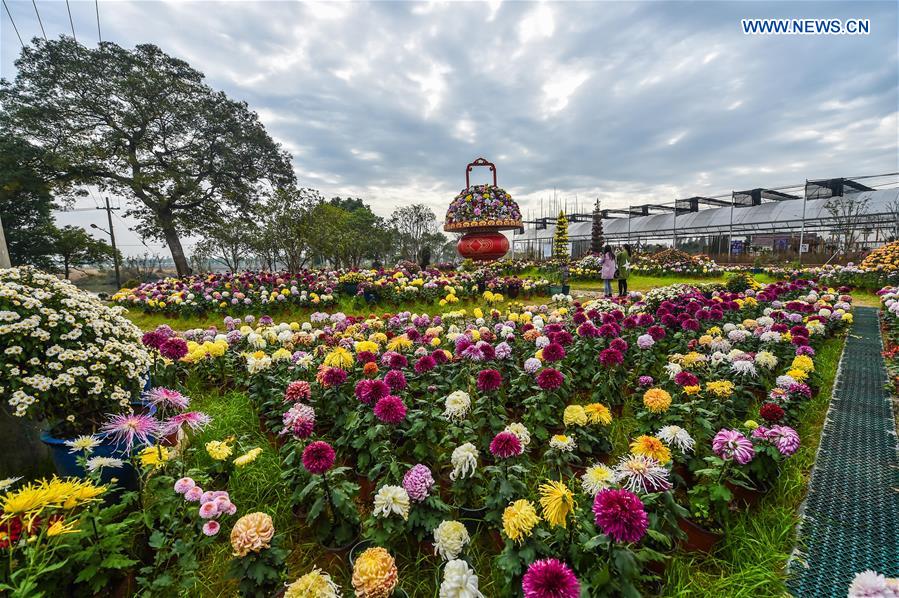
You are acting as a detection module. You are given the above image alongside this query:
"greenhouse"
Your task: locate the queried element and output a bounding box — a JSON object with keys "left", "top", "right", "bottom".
{"left": 513, "top": 175, "right": 899, "bottom": 261}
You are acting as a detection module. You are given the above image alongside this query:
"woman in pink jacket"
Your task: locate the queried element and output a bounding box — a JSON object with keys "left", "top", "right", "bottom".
{"left": 599, "top": 245, "right": 617, "bottom": 298}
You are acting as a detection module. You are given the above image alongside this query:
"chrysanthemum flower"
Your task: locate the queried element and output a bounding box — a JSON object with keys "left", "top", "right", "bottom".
{"left": 285, "top": 568, "right": 341, "bottom": 598}
{"left": 476, "top": 369, "right": 503, "bottom": 392}
{"left": 712, "top": 429, "right": 755, "bottom": 464}
{"left": 373, "top": 485, "right": 411, "bottom": 520}
{"left": 562, "top": 405, "right": 588, "bottom": 427}
{"left": 642, "top": 388, "right": 672, "bottom": 413}
{"left": 598, "top": 348, "right": 624, "bottom": 367}
{"left": 101, "top": 412, "right": 159, "bottom": 451}
{"left": 433, "top": 520, "right": 470, "bottom": 561}
{"left": 144, "top": 387, "right": 190, "bottom": 410}
{"left": 440, "top": 560, "right": 483, "bottom": 598}
{"left": 538, "top": 480, "right": 575, "bottom": 528}
{"left": 655, "top": 425, "right": 695, "bottom": 453}
{"left": 489, "top": 431, "right": 523, "bottom": 459}
{"left": 759, "top": 402, "right": 785, "bottom": 423}
{"left": 630, "top": 435, "right": 672, "bottom": 464}
{"left": 402, "top": 464, "right": 435, "bottom": 502}
{"left": 504, "top": 422, "right": 531, "bottom": 447}
{"left": 161, "top": 411, "right": 212, "bottom": 436}
{"left": 443, "top": 391, "right": 472, "bottom": 421}
{"left": 502, "top": 499, "right": 541, "bottom": 543}
{"left": 593, "top": 488, "right": 649, "bottom": 543}
{"left": 85, "top": 456, "right": 124, "bottom": 472}
{"left": 373, "top": 395, "right": 407, "bottom": 424}
{"left": 281, "top": 403, "right": 315, "bottom": 438}
{"left": 284, "top": 380, "right": 312, "bottom": 402}
{"left": 613, "top": 454, "right": 672, "bottom": 494}
{"left": 584, "top": 403, "right": 612, "bottom": 425}
{"left": 302, "top": 441, "right": 336, "bottom": 474}
{"left": 536, "top": 368, "right": 564, "bottom": 390}
{"left": 549, "top": 434, "right": 576, "bottom": 452}
{"left": 230, "top": 512, "right": 274, "bottom": 557}
{"left": 449, "top": 443, "right": 478, "bottom": 481}
{"left": 580, "top": 463, "right": 614, "bottom": 495}
{"left": 64, "top": 435, "right": 100, "bottom": 455}
{"left": 233, "top": 447, "right": 263, "bottom": 467}
{"left": 354, "top": 379, "right": 390, "bottom": 405}
{"left": 768, "top": 425, "right": 801, "bottom": 456}
{"left": 206, "top": 438, "right": 234, "bottom": 461}
{"left": 521, "top": 559, "right": 580, "bottom": 598}
{"left": 352, "top": 547, "right": 398, "bottom": 598}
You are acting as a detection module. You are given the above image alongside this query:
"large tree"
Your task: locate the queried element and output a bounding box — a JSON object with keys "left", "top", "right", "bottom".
{"left": 389, "top": 204, "right": 439, "bottom": 263}
{"left": 0, "top": 134, "right": 63, "bottom": 269}
{"left": 0, "top": 37, "right": 296, "bottom": 276}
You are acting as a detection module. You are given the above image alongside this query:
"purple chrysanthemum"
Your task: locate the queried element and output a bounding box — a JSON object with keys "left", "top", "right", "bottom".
{"left": 536, "top": 367, "right": 564, "bottom": 391}
{"left": 768, "top": 425, "right": 800, "bottom": 456}
{"left": 159, "top": 337, "right": 189, "bottom": 360}
{"left": 638, "top": 375, "right": 654, "bottom": 386}
{"left": 674, "top": 371, "right": 699, "bottom": 387}
{"left": 373, "top": 395, "right": 407, "bottom": 424}
{"left": 101, "top": 412, "right": 160, "bottom": 451}
{"left": 541, "top": 343, "right": 566, "bottom": 363}
{"left": 302, "top": 441, "right": 335, "bottom": 474}
{"left": 592, "top": 488, "right": 649, "bottom": 543}
{"left": 384, "top": 369, "right": 407, "bottom": 392}
{"left": 521, "top": 558, "right": 581, "bottom": 598}
{"left": 319, "top": 366, "right": 347, "bottom": 387}
{"left": 489, "top": 431, "right": 523, "bottom": 459}
{"left": 281, "top": 403, "right": 315, "bottom": 438}
{"left": 477, "top": 369, "right": 503, "bottom": 392}
{"left": 598, "top": 348, "right": 624, "bottom": 367}
{"left": 402, "top": 464, "right": 435, "bottom": 502}
{"left": 712, "top": 429, "right": 755, "bottom": 465}
{"left": 414, "top": 355, "right": 437, "bottom": 373}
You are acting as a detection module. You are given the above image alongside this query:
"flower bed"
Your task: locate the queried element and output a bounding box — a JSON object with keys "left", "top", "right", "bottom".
{"left": 2, "top": 275, "right": 852, "bottom": 595}
{"left": 112, "top": 268, "right": 550, "bottom": 316}
{"left": 630, "top": 249, "right": 722, "bottom": 277}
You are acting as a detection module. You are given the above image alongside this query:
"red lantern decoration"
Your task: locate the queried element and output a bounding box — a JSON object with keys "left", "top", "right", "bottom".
{"left": 457, "top": 231, "right": 510, "bottom": 261}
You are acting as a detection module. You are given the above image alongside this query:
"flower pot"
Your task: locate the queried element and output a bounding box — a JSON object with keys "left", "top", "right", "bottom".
{"left": 725, "top": 481, "right": 764, "bottom": 508}
{"left": 507, "top": 287, "right": 520, "bottom": 299}
{"left": 347, "top": 539, "right": 373, "bottom": 566}
{"left": 676, "top": 518, "right": 722, "bottom": 553}
{"left": 458, "top": 505, "right": 488, "bottom": 534}
{"left": 548, "top": 285, "right": 563, "bottom": 295}
{"left": 324, "top": 530, "right": 359, "bottom": 556}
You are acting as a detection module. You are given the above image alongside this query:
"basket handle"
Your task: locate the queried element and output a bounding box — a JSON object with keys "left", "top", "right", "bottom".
{"left": 466, "top": 158, "right": 497, "bottom": 188}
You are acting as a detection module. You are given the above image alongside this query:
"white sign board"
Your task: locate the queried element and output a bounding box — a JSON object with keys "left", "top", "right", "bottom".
{"left": 799, "top": 243, "right": 809, "bottom": 253}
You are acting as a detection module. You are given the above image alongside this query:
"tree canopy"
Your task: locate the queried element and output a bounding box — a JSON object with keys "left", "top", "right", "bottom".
{"left": 0, "top": 37, "right": 296, "bottom": 276}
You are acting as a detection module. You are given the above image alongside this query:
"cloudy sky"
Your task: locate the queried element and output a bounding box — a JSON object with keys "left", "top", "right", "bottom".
{"left": 2, "top": 0, "right": 897, "bottom": 256}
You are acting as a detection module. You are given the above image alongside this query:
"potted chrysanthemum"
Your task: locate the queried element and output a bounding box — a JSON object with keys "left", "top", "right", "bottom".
{"left": 0, "top": 268, "right": 153, "bottom": 477}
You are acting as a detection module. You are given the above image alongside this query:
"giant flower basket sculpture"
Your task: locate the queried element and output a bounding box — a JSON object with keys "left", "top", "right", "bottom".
{"left": 444, "top": 158, "right": 523, "bottom": 261}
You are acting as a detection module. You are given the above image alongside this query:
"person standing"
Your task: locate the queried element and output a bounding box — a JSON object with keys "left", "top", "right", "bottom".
{"left": 600, "top": 245, "right": 617, "bottom": 298}
{"left": 616, "top": 244, "right": 631, "bottom": 297}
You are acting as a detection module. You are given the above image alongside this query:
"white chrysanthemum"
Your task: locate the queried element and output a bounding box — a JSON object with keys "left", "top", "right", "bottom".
{"left": 372, "top": 485, "right": 411, "bottom": 521}
{"left": 504, "top": 422, "right": 531, "bottom": 447}
{"left": 776, "top": 375, "right": 797, "bottom": 389}
{"left": 549, "top": 434, "right": 577, "bottom": 452}
{"left": 439, "top": 559, "right": 484, "bottom": 598}
{"left": 664, "top": 362, "right": 682, "bottom": 379}
{"left": 731, "top": 360, "right": 758, "bottom": 377}
{"left": 443, "top": 391, "right": 472, "bottom": 421}
{"left": 0, "top": 476, "right": 22, "bottom": 492}
{"left": 86, "top": 456, "right": 124, "bottom": 471}
{"left": 613, "top": 454, "right": 672, "bottom": 494}
{"left": 656, "top": 425, "right": 695, "bottom": 453}
{"left": 449, "top": 443, "right": 479, "bottom": 481}
{"left": 847, "top": 569, "right": 899, "bottom": 598}
{"left": 754, "top": 351, "right": 778, "bottom": 370}
{"left": 580, "top": 463, "right": 614, "bottom": 495}
{"left": 433, "top": 520, "right": 470, "bottom": 561}
{"left": 759, "top": 331, "right": 782, "bottom": 343}
{"left": 64, "top": 434, "right": 101, "bottom": 454}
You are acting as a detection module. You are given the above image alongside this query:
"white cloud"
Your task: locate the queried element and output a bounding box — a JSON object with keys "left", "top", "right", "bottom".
{"left": 518, "top": 3, "right": 554, "bottom": 44}
{"left": 541, "top": 66, "right": 590, "bottom": 116}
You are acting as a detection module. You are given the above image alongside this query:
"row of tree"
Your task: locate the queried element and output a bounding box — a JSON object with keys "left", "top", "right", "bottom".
{"left": 1, "top": 36, "right": 454, "bottom": 276}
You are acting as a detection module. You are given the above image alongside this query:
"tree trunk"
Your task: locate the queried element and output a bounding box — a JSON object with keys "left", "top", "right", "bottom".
{"left": 160, "top": 217, "right": 190, "bottom": 276}
{"left": 63, "top": 257, "right": 70, "bottom": 279}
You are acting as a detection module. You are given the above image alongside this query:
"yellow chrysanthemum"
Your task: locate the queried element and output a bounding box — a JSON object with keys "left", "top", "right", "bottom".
{"left": 791, "top": 355, "right": 815, "bottom": 373}
{"left": 584, "top": 403, "right": 612, "bottom": 425}
{"left": 563, "top": 405, "right": 588, "bottom": 427}
{"left": 352, "top": 546, "right": 398, "bottom": 598}
{"left": 538, "top": 480, "right": 575, "bottom": 528}
{"left": 285, "top": 568, "right": 341, "bottom": 598}
{"left": 355, "top": 340, "right": 379, "bottom": 355}
{"left": 230, "top": 512, "right": 275, "bottom": 557}
{"left": 683, "top": 385, "right": 701, "bottom": 396}
{"left": 139, "top": 445, "right": 170, "bottom": 469}
{"left": 630, "top": 435, "right": 672, "bottom": 464}
{"left": 642, "top": 388, "right": 672, "bottom": 413}
{"left": 234, "top": 447, "right": 263, "bottom": 467}
{"left": 386, "top": 334, "right": 413, "bottom": 353}
{"left": 705, "top": 380, "right": 735, "bottom": 398}
{"left": 502, "top": 499, "right": 541, "bottom": 543}
{"left": 206, "top": 439, "right": 234, "bottom": 461}
{"left": 787, "top": 368, "right": 808, "bottom": 382}
{"left": 324, "top": 347, "right": 354, "bottom": 369}
{"left": 46, "top": 518, "right": 79, "bottom": 537}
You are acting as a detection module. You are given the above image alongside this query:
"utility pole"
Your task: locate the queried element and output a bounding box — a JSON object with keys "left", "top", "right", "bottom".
{"left": 0, "top": 212, "right": 11, "bottom": 268}
{"left": 96, "top": 197, "right": 121, "bottom": 289}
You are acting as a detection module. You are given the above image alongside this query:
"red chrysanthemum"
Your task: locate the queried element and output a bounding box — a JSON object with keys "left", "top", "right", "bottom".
{"left": 477, "top": 369, "right": 503, "bottom": 392}
{"left": 301, "top": 441, "right": 335, "bottom": 474}
{"left": 536, "top": 367, "right": 564, "bottom": 390}
{"left": 373, "top": 395, "right": 407, "bottom": 424}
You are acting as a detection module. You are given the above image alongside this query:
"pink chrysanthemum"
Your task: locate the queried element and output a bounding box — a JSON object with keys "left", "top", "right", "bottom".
{"left": 145, "top": 387, "right": 189, "bottom": 410}
{"left": 768, "top": 425, "right": 800, "bottom": 456}
{"left": 373, "top": 395, "right": 407, "bottom": 424}
{"left": 592, "top": 488, "right": 649, "bottom": 543}
{"left": 101, "top": 412, "right": 159, "bottom": 451}
{"left": 521, "top": 559, "right": 581, "bottom": 598}
{"left": 414, "top": 355, "right": 437, "bottom": 373}
{"left": 674, "top": 371, "right": 699, "bottom": 387}
{"left": 302, "top": 441, "right": 336, "bottom": 474}
{"left": 598, "top": 348, "right": 624, "bottom": 367}
{"left": 402, "top": 464, "right": 435, "bottom": 502}
{"left": 281, "top": 403, "right": 315, "bottom": 438}
{"left": 384, "top": 369, "right": 407, "bottom": 391}
{"left": 284, "top": 380, "right": 311, "bottom": 402}
{"left": 712, "top": 429, "right": 755, "bottom": 464}
{"left": 477, "top": 369, "right": 503, "bottom": 392}
{"left": 354, "top": 379, "right": 390, "bottom": 405}
{"left": 541, "top": 343, "right": 566, "bottom": 363}
{"left": 160, "top": 411, "right": 211, "bottom": 436}
{"left": 174, "top": 477, "right": 195, "bottom": 494}
{"left": 489, "top": 431, "right": 523, "bottom": 459}
{"left": 317, "top": 366, "right": 347, "bottom": 388}
{"left": 536, "top": 368, "right": 564, "bottom": 391}
{"left": 202, "top": 520, "right": 220, "bottom": 536}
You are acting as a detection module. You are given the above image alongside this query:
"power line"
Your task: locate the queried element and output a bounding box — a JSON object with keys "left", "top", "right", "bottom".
{"left": 65, "top": 0, "right": 76, "bottom": 41}
{"left": 2, "top": 0, "right": 24, "bottom": 48}
{"left": 95, "top": 0, "right": 101, "bottom": 41}
{"left": 31, "top": 0, "right": 45, "bottom": 40}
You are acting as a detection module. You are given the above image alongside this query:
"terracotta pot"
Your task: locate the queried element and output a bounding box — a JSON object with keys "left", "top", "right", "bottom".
{"left": 357, "top": 475, "right": 375, "bottom": 504}
{"left": 677, "top": 518, "right": 722, "bottom": 553}
{"left": 726, "top": 481, "right": 764, "bottom": 508}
